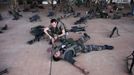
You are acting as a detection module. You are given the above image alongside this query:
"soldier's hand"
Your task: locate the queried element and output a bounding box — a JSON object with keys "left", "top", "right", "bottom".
{"left": 51, "top": 38, "right": 55, "bottom": 44}
{"left": 54, "top": 36, "right": 58, "bottom": 40}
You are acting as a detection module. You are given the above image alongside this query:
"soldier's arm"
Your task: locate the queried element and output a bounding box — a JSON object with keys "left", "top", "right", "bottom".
{"left": 73, "top": 61, "right": 89, "bottom": 75}
{"left": 57, "top": 29, "right": 65, "bottom": 38}
{"left": 64, "top": 51, "right": 89, "bottom": 75}
{"left": 44, "top": 27, "right": 53, "bottom": 39}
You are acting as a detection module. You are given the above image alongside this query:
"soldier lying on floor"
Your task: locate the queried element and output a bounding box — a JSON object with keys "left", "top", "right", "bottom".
{"left": 8, "top": 9, "right": 22, "bottom": 20}
{"left": 52, "top": 44, "right": 113, "bottom": 75}
{"left": 29, "top": 14, "right": 41, "bottom": 22}
{"left": 47, "top": 33, "right": 114, "bottom": 75}
{"left": 27, "top": 25, "right": 45, "bottom": 45}
{"left": 74, "top": 12, "right": 93, "bottom": 25}
{"left": 67, "top": 26, "right": 86, "bottom": 33}
{"left": 74, "top": 17, "right": 87, "bottom": 25}
{"left": 0, "top": 68, "right": 8, "bottom": 75}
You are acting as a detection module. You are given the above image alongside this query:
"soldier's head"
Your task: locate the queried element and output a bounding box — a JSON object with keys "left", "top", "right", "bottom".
{"left": 50, "top": 19, "right": 58, "bottom": 28}
{"left": 53, "top": 50, "right": 61, "bottom": 61}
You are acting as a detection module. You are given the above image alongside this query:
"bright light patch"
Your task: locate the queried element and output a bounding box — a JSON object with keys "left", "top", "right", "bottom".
{"left": 42, "top": 1, "right": 57, "bottom": 4}
{"left": 42, "top": 1, "right": 48, "bottom": 4}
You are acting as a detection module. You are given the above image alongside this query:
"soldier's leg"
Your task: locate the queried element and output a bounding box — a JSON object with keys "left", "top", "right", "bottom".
{"left": 91, "top": 45, "right": 105, "bottom": 51}
{"left": 83, "top": 45, "right": 113, "bottom": 52}
{"left": 80, "top": 45, "right": 99, "bottom": 53}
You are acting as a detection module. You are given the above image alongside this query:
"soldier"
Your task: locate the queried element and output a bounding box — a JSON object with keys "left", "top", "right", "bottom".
{"left": 47, "top": 32, "right": 113, "bottom": 75}
{"left": 44, "top": 19, "right": 66, "bottom": 44}
{"left": 52, "top": 44, "right": 113, "bottom": 75}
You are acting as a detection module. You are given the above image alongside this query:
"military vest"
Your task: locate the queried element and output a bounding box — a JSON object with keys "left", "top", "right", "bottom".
{"left": 60, "top": 44, "right": 83, "bottom": 59}
{"left": 49, "top": 24, "right": 63, "bottom": 37}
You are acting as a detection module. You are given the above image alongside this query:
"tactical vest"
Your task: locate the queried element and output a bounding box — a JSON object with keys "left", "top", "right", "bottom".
{"left": 50, "top": 26, "right": 62, "bottom": 34}
{"left": 60, "top": 44, "right": 82, "bottom": 59}
{"left": 49, "top": 25, "right": 63, "bottom": 37}
{"left": 61, "top": 48, "right": 76, "bottom": 59}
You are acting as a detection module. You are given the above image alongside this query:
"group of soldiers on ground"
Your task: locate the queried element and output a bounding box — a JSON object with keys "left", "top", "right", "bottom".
{"left": 0, "top": 0, "right": 134, "bottom": 75}
{"left": 0, "top": 0, "right": 133, "bottom": 23}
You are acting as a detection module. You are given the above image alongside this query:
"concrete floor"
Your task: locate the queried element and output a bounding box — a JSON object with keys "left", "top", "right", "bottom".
{"left": 0, "top": 6, "right": 134, "bottom": 75}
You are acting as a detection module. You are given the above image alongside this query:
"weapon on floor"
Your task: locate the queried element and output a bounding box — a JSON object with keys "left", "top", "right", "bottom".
{"left": 47, "top": 11, "right": 55, "bottom": 17}
{"left": 27, "top": 25, "right": 45, "bottom": 45}
{"left": 109, "top": 26, "right": 120, "bottom": 38}
{"left": 0, "top": 68, "right": 8, "bottom": 75}
{"left": 8, "top": 9, "right": 22, "bottom": 20}
{"left": 0, "top": 24, "right": 8, "bottom": 34}
{"left": 29, "top": 14, "right": 41, "bottom": 22}
{"left": 74, "top": 16, "right": 87, "bottom": 25}
{"left": 1, "top": 24, "right": 8, "bottom": 30}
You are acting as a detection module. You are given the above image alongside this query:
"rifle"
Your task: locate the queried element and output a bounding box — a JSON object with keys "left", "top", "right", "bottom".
{"left": 127, "top": 51, "right": 134, "bottom": 58}
{"left": 127, "top": 50, "right": 134, "bottom": 73}
{"left": 49, "top": 43, "right": 57, "bottom": 75}
{"left": 109, "top": 26, "right": 120, "bottom": 38}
